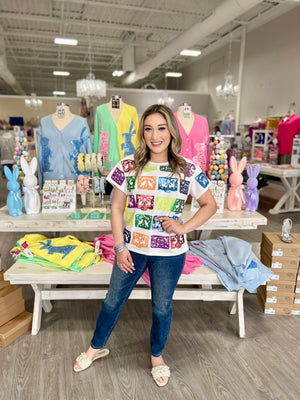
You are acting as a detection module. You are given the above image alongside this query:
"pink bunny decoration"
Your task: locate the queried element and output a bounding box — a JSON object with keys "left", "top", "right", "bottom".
{"left": 245, "top": 164, "right": 260, "bottom": 211}
{"left": 227, "top": 156, "right": 247, "bottom": 211}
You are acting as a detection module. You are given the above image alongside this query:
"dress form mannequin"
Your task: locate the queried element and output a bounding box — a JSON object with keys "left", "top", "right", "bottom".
{"left": 52, "top": 103, "right": 75, "bottom": 131}
{"left": 93, "top": 96, "right": 139, "bottom": 168}
{"left": 107, "top": 96, "right": 123, "bottom": 125}
{"left": 38, "top": 104, "right": 92, "bottom": 187}
{"left": 176, "top": 104, "right": 194, "bottom": 135}
{"left": 174, "top": 104, "right": 210, "bottom": 173}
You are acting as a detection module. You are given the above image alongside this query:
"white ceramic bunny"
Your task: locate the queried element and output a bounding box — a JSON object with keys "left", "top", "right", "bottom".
{"left": 20, "top": 156, "right": 41, "bottom": 214}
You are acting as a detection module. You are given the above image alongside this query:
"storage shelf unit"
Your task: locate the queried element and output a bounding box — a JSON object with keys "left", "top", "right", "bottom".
{"left": 251, "top": 129, "right": 276, "bottom": 161}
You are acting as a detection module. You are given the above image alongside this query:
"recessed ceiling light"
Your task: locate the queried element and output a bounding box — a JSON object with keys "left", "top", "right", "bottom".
{"left": 53, "top": 71, "right": 70, "bottom": 76}
{"left": 54, "top": 38, "right": 78, "bottom": 46}
{"left": 53, "top": 91, "right": 66, "bottom": 96}
{"left": 180, "top": 49, "right": 201, "bottom": 57}
{"left": 112, "top": 70, "right": 124, "bottom": 77}
{"left": 165, "top": 72, "right": 182, "bottom": 78}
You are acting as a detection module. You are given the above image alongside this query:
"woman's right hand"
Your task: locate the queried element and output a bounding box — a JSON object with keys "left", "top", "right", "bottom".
{"left": 116, "top": 248, "right": 135, "bottom": 274}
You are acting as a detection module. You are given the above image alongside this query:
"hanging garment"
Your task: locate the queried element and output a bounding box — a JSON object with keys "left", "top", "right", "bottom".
{"left": 221, "top": 116, "right": 236, "bottom": 136}
{"left": 93, "top": 103, "right": 139, "bottom": 169}
{"left": 175, "top": 112, "right": 210, "bottom": 174}
{"left": 11, "top": 234, "right": 102, "bottom": 272}
{"left": 37, "top": 115, "right": 92, "bottom": 187}
{"left": 265, "top": 117, "right": 279, "bottom": 130}
{"left": 188, "top": 236, "right": 272, "bottom": 292}
{"left": 277, "top": 113, "right": 300, "bottom": 155}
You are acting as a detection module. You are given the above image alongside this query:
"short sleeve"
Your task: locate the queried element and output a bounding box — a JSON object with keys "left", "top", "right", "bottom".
{"left": 188, "top": 162, "right": 210, "bottom": 200}
{"left": 106, "top": 157, "right": 136, "bottom": 195}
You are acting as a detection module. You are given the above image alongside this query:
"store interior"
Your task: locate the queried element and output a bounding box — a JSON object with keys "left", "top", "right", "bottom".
{"left": 0, "top": 1, "right": 300, "bottom": 399}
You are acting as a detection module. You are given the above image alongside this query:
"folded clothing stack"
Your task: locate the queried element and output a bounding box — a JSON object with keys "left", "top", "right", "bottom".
{"left": 10, "top": 234, "right": 102, "bottom": 272}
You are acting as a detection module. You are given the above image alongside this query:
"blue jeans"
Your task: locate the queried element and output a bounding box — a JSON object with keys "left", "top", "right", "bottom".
{"left": 91, "top": 251, "right": 186, "bottom": 357}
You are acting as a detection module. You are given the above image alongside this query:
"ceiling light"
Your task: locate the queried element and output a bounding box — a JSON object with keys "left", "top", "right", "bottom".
{"left": 76, "top": 73, "right": 106, "bottom": 98}
{"left": 24, "top": 93, "right": 43, "bottom": 109}
{"left": 165, "top": 72, "right": 182, "bottom": 78}
{"left": 54, "top": 38, "right": 78, "bottom": 46}
{"left": 180, "top": 49, "right": 201, "bottom": 57}
{"left": 53, "top": 71, "right": 70, "bottom": 76}
{"left": 216, "top": 74, "right": 239, "bottom": 98}
{"left": 53, "top": 91, "right": 66, "bottom": 96}
{"left": 112, "top": 70, "right": 124, "bottom": 77}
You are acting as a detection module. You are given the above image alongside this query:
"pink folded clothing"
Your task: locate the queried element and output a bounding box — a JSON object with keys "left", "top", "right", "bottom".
{"left": 94, "top": 234, "right": 115, "bottom": 264}
{"left": 95, "top": 234, "right": 203, "bottom": 286}
{"left": 141, "top": 254, "right": 203, "bottom": 286}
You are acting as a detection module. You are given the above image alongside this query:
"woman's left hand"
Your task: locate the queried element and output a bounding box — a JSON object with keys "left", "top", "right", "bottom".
{"left": 158, "top": 217, "right": 185, "bottom": 235}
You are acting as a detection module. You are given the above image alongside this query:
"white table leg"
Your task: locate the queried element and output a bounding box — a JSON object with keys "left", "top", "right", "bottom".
{"left": 31, "top": 284, "right": 43, "bottom": 335}
{"left": 229, "top": 301, "right": 237, "bottom": 314}
{"left": 42, "top": 284, "right": 53, "bottom": 312}
{"left": 237, "top": 288, "right": 245, "bottom": 338}
{"left": 269, "top": 176, "right": 300, "bottom": 214}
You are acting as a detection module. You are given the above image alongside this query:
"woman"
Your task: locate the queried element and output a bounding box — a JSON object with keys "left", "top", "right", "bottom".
{"left": 74, "top": 104, "right": 217, "bottom": 387}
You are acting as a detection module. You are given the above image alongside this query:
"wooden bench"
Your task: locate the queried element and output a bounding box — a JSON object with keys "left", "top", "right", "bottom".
{"left": 4, "top": 260, "right": 246, "bottom": 338}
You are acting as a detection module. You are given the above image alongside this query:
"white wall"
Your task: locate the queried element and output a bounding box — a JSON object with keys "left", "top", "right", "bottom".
{"left": 179, "top": 6, "right": 300, "bottom": 128}
{"left": 0, "top": 89, "right": 209, "bottom": 129}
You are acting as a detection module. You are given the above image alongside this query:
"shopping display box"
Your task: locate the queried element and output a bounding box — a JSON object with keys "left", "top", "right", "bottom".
{"left": 260, "top": 251, "right": 300, "bottom": 270}
{"left": 257, "top": 289, "right": 291, "bottom": 315}
{"left": 261, "top": 232, "right": 300, "bottom": 258}
{"left": 0, "top": 299, "right": 25, "bottom": 327}
{"left": 266, "top": 282, "right": 295, "bottom": 293}
{"left": 0, "top": 285, "right": 23, "bottom": 310}
{"left": 268, "top": 270, "right": 298, "bottom": 282}
{"left": 258, "top": 286, "right": 294, "bottom": 305}
{"left": 0, "top": 311, "right": 32, "bottom": 347}
{"left": 294, "top": 293, "right": 300, "bottom": 304}
{"left": 0, "top": 271, "right": 10, "bottom": 289}
{"left": 291, "top": 303, "right": 300, "bottom": 316}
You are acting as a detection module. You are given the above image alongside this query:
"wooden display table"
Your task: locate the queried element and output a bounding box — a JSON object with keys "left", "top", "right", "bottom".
{"left": 259, "top": 164, "right": 300, "bottom": 214}
{"left": 4, "top": 260, "right": 246, "bottom": 338}
{"left": 1, "top": 206, "right": 267, "bottom": 338}
{"left": 0, "top": 206, "right": 267, "bottom": 233}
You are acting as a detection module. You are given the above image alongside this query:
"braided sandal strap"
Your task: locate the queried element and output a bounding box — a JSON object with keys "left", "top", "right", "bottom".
{"left": 151, "top": 365, "right": 170, "bottom": 380}
{"left": 75, "top": 352, "right": 93, "bottom": 370}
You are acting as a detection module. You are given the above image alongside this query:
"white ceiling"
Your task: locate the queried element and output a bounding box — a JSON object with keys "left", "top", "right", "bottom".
{"left": 0, "top": 0, "right": 298, "bottom": 97}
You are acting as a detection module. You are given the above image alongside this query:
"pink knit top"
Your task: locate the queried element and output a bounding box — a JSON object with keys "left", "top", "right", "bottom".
{"left": 175, "top": 112, "right": 210, "bottom": 174}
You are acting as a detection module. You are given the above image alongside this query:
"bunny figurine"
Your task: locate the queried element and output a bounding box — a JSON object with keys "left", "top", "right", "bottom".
{"left": 245, "top": 164, "right": 260, "bottom": 211}
{"left": 227, "top": 156, "right": 247, "bottom": 211}
{"left": 4, "top": 165, "right": 23, "bottom": 216}
{"left": 20, "top": 156, "right": 41, "bottom": 214}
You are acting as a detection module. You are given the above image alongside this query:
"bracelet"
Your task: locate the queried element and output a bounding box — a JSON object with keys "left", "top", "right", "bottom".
{"left": 113, "top": 241, "right": 126, "bottom": 254}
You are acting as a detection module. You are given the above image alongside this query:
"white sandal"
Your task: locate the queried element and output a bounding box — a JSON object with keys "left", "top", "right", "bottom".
{"left": 73, "top": 348, "right": 110, "bottom": 373}
{"left": 151, "top": 365, "right": 170, "bottom": 387}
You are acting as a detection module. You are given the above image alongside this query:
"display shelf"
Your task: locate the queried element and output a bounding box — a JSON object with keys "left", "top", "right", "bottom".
{"left": 251, "top": 129, "right": 276, "bottom": 161}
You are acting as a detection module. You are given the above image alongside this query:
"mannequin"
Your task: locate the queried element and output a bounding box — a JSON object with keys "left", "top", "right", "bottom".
{"left": 52, "top": 103, "right": 75, "bottom": 131}
{"left": 93, "top": 96, "right": 139, "bottom": 169}
{"left": 174, "top": 104, "right": 210, "bottom": 174}
{"left": 106, "top": 96, "right": 123, "bottom": 125}
{"left": 38, "top": 104, "right": 92, "bottom": 187}
{"left": 176, "top": 104, "right": 194, "bottom": 135}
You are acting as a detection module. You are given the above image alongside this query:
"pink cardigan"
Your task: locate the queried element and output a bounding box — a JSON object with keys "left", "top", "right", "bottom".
{"left": 175, "top": 112, "right": 210, "bottom": 174}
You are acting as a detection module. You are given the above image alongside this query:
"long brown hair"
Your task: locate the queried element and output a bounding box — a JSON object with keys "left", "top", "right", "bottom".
{"left": 134, "top": 104, "right": 187, "bottom": 177}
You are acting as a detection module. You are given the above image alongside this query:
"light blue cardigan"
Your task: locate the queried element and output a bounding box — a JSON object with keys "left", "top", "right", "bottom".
{"left": 189, "top": 236, "right": 272, "bottom": 292}
{"left": 37, "top": 115, "right": 92, "bottom": 187}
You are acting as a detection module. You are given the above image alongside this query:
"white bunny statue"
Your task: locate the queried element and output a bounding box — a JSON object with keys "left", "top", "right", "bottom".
{"left": 20, "top": 156, "right": 41, "bottom": 214}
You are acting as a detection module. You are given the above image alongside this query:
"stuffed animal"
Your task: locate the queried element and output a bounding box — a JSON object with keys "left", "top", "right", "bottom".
{"left": 227, "top": 156, "right": 247, "bottom": 211}
{"left": 4, "top": 165, "right": 23, "bottom": 216}
{"left": 20, "top": 156, "right": 41, "bottom": 214}
{"left": 245, "top": 164, "right": 260, "bottom": 211}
